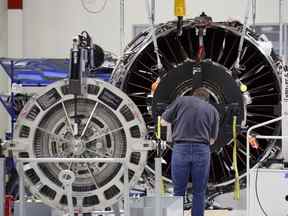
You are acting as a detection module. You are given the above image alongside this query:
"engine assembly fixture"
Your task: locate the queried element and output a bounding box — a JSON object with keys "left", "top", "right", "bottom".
{"left": 10, "top": 32, "right": 150, "bottom": 214}
{"left": 111, "top": 15, "right": 282, "bottom": 191}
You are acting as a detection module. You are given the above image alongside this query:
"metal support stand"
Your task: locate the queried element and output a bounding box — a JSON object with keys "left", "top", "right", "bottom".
{"left": 279, "top": 0, "right": 288, "bottom": 165}
{"left": 252, "top": 0, "right": 256, "bottom": 31}
{"left": 58, "top": 170, "right": 76, "bottom": 216}
{"left": 18, "top": 162, "right": 26, "bottom": 216}
{"left": 284, "top": 23, "right": 287, "bottom": 64}
{"left": 154, "top": 116, "right": 163, "bottom": 216}
{"left": 123, "top": 163, "right": 130, "bottom": 216}
{"left": 281, "top": 0, "right": 288, "bottom": 65}
{"left": 279, "top": 0, "right": 285, "bottom": 60}
{"left": 112, "top": 203, "right": 121, "bottom": 216}
{"left": 154, "top": 157, "right": 162, "bottom": 216}
{"left": 0, "top": 60, "right": 17, "bottom": 139}
{"left": 235, "top": 0, "right": 252, "bottom": 69}
{"left": 145, "top": 0, "right": 163, "bottom": 71}
{"left": 120, "top": 0, "right": 125, "bottom": 56}
{"left": 281, "top": 69, "right": 288, "bottom": 167}
{"left": 17, "top": 158, "right": 130, "bottom": 216}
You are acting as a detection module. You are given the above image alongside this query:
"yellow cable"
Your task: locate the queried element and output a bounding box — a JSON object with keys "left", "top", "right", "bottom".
{"left": 233, "top": 115, "right": 240, "bottom": 200}
{"left": 157, "top": 116, "right": 161, "bottom": 139}
{"left": 156, "top": 116, "right": 165, "bottom": 195}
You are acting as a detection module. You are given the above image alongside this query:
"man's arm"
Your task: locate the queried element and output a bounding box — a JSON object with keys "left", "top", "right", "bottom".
{"left": 210, "top": 110, "right": 220, "bottom": 145}
{"left": 161, "top": 98, "right": 180, "bottom": 124}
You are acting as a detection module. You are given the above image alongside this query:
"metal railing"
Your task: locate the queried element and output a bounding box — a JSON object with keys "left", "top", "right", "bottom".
{"left": 246, "top": 116, "right": 287, "bottom": 216}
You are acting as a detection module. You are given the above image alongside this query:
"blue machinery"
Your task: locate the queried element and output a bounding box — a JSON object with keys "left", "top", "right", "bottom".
{"left": 0, "top": 58, "right": 113, "bottom": 139}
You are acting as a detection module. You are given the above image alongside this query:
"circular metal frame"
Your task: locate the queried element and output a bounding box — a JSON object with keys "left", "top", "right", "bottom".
{"left": 13, "top": 78, "right": 147, "bottom": 212}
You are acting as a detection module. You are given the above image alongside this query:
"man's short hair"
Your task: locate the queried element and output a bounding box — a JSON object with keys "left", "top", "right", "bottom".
{"left": 192, "top": 87, "right": 210, "bottom": 101}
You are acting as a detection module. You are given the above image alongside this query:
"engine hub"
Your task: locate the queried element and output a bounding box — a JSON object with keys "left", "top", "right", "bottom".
{"left": 152, "top": 60, "right": 245, "bottom": 152}
{"left": 12, "top": 78, "right": 148, "bottom": 213}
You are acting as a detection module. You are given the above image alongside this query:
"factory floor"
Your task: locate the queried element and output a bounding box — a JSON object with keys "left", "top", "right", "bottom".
{"left": 184, "top": 210, "right": 245, "bottom": 216}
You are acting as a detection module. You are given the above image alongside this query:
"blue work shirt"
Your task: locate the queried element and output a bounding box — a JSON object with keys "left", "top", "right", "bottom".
{"left": 162, "top": 96, "right": 219, "bottom": 144}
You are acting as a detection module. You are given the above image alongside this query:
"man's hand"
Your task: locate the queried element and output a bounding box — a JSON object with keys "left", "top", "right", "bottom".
{"left": 210, "top": 138, "right": 215, "bottom": 145}
{"left": 160, "top": 118, "right": 169, "bottom": 126}
{"left": 151, "top": 78, "right": 160, "bottom": 96}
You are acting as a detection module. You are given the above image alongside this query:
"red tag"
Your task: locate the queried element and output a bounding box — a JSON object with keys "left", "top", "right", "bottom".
{"left": 196, "top": 46, "right": 205, "bottom": 63}
{"left": 8, "top": 0, "right": 23, "bottom": 9}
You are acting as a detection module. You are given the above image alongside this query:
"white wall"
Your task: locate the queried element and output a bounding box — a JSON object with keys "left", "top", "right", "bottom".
{"left": 0, "top": 0, "right": 9, "bottom": 140}
{"left": 22, "top": 0, "right": 282, "bottom": 58}
{"left": 8, "top": 10, "right": 24, "bottom": 58}
{"left": 0, "top": 0, "right": 7, "bottom": 57}
{"left": 0, "top": 0, "right": 284, "bottom": 139}
{"left": 23, "top": 0, "right": 122, "bottom": 57}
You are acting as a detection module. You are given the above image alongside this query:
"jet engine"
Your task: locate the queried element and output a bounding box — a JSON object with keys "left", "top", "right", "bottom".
{"left": 111, "top": 16, "right": 282, "bottom": 191}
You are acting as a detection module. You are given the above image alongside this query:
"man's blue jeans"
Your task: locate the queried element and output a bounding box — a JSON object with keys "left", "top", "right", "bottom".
{"left": 172, "top": 143, "right": 210, "bottom": 216}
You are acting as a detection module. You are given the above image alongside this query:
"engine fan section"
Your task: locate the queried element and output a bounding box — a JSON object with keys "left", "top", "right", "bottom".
{"left": 111, "top": 19, "right": 281, "bottom": 190}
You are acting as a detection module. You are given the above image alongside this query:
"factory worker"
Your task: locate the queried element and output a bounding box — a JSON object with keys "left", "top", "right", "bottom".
{"left": 161, "top": 87, "right": 219, "bottom": 216}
